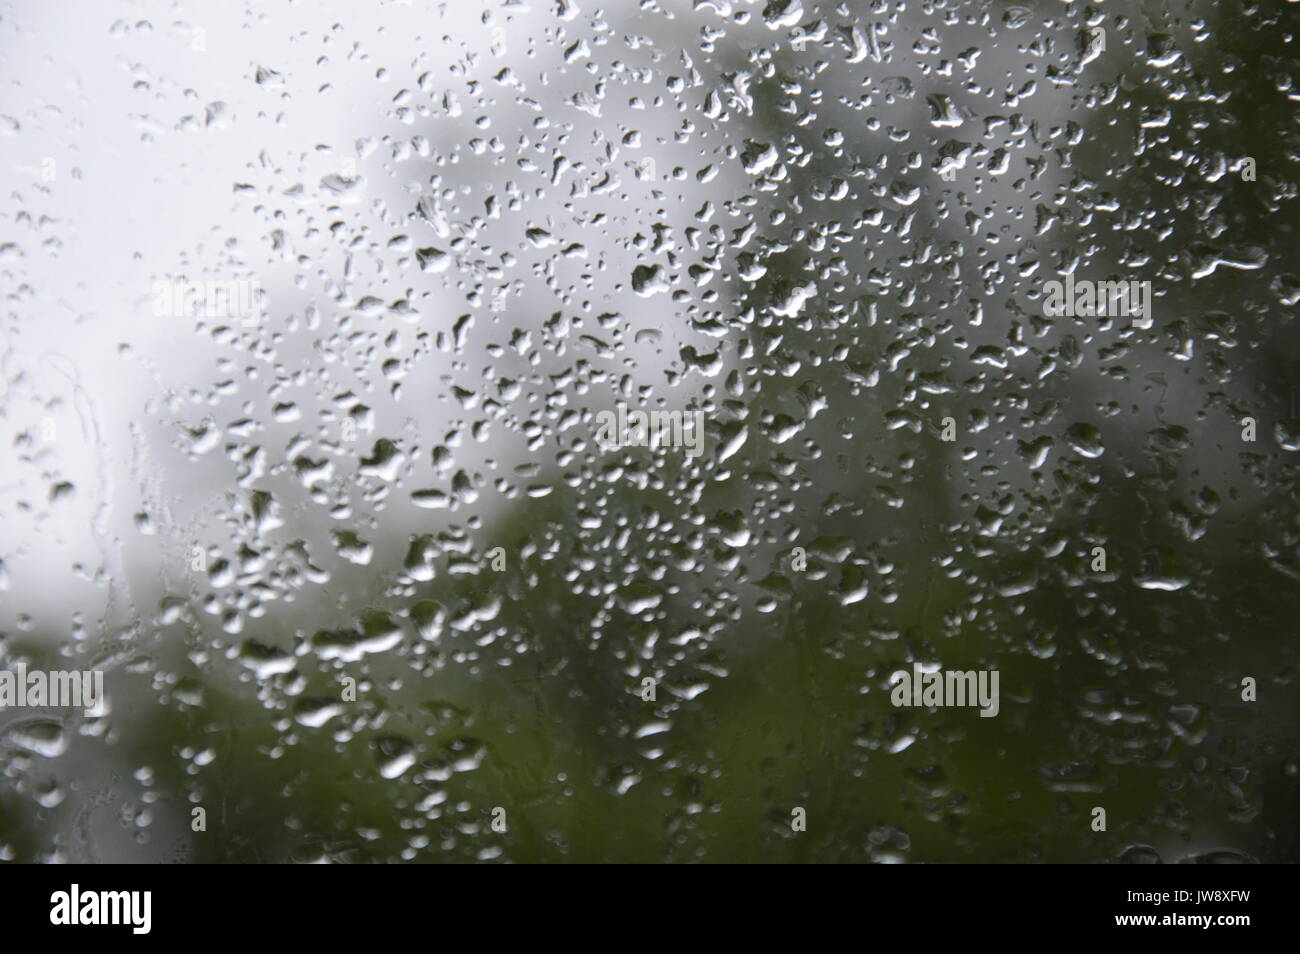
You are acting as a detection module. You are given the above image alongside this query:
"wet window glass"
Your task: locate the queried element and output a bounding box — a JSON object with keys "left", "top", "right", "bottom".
{"left": 1, "top": 0, "right": 1297, "bottom": 864}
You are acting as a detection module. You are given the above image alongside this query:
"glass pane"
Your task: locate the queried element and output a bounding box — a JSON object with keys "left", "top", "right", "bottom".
{"left": 1, "top": 0, "right": 1296, "bottom": 864}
